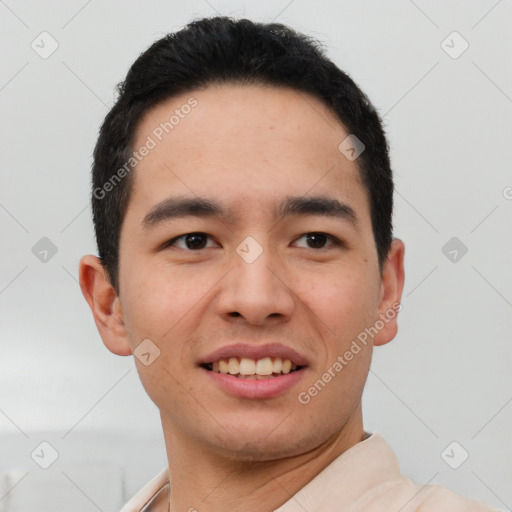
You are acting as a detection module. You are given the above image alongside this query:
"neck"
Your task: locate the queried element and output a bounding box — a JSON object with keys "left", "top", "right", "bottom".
{"left": 160, "top": 407, "right": 366, "bottom": 512}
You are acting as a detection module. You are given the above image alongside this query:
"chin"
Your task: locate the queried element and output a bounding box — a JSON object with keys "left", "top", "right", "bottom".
{"left": 205, "top": 420, "right": 333, "bottom": 462}
{"left": 215, "top": 438, "right": 310, "bottom": 462}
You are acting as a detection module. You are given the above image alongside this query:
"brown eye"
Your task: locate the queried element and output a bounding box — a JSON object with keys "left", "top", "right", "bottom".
{"left": 294, "top": 232, "right": 340, "bottom": 249}
{"left": 166, "top": 232, "right": 216, "bottom": 250}
{"left": 305, "top": 233, "right": 328, "bottom": 248}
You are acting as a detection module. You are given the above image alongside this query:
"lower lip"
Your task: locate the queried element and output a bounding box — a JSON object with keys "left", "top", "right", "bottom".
{"left": 201, "top": 367, "right": 307, "bottom": 400}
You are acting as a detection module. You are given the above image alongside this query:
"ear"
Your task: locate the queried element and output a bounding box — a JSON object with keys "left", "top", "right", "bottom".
{"left": 78, "top": 255, "right": 133, "bottom": 356}
{"left": 372, "top": 238, "right": 405, "bottom": 347}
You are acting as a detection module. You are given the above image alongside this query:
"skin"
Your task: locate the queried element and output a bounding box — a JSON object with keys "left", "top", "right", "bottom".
{"left": 79, "top": 83, "right": 405, "bottom": 512}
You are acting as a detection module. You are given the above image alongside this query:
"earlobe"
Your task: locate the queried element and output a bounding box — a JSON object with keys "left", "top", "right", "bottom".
{"left": 373, "top": 238, "right": 405, "bottom": 347}
{"left": 78, "top": 255, "right": 133, "bottom": 356}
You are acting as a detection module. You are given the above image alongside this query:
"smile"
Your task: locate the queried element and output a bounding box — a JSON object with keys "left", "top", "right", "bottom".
{"left": 202, "top": 356, "right": 303, "bottom": 379}
{"left": 198, "top": 343, "right": 308, "bottom": 399}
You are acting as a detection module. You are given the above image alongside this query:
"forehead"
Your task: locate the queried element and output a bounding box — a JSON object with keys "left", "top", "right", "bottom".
{"left": 126, "top": 83, "right": 369, "bottom": 226}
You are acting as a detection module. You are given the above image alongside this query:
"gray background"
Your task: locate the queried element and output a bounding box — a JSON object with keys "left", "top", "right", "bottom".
{"left": 0, "top": 0, "right": 511, "bottom": 510}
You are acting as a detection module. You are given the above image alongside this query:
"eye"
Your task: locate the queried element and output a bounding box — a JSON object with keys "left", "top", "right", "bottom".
{"left": 165, "top": 232, "right": 218, "bottom": 250}
{"left": 293, "top": 232, "right": 342, "bottom": 249}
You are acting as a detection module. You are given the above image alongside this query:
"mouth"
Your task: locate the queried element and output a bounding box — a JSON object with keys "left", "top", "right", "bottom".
{"left": 198, "top": 343, "right": 309, "bottom": 399}
{"left": 201, "top": 356, "right": 304, "bottom": 379}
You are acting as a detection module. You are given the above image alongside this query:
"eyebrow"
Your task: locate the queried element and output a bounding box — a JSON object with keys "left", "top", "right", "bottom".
{"left": 142, "top": 195, "right": 358, "bottom": 229}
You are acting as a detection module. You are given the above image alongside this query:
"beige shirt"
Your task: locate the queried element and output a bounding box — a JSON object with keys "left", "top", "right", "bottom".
{"left": 120, "top": 432, "right": 497, "bottom": 512}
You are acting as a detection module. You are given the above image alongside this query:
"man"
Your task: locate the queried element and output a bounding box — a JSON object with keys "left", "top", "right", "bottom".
{"left": 79, "top": 16, "right": 496, "bottom": 512}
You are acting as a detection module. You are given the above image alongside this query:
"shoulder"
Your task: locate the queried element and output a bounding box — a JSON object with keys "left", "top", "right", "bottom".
{"left": 353, "top": 474, "right": 498, "bottom": 512}
{"left": 415, "top": 483, "right": 499, "bottom": 512}
{"left": 350, "top": 434, "right": 498, "bottom": 512}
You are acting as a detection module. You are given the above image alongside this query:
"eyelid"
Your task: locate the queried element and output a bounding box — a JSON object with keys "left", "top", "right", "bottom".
{"left": 292, "top": 232, "right": 344, "bottom": 249}
{"left": 164, "top": 232, "right": 219, "bottom": 250}
{"left": 163, "top": 231, "right": 345, "bottom": 251}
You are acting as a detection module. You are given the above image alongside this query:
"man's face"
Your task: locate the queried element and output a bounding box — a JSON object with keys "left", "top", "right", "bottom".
{"left": 113, "top": 84, "right": 398, "bottom": 460}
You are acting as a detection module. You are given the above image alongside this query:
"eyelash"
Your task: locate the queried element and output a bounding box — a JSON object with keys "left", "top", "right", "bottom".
{"left": 164, "top": 232, "right": 344, "bottom": 251}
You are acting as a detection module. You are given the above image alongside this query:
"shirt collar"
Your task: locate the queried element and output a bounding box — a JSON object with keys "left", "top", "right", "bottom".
{"left": 131, "top": 431, "right": 400, "bottom": 512}
{"left": 274, "top": 432, "right": 401, "bottom": 511}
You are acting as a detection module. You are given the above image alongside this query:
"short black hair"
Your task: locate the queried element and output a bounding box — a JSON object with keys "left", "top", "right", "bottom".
{"left": 91, "top": 16, "right": 393, "bottom": 294}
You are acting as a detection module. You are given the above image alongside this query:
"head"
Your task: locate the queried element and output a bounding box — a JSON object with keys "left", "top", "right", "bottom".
{"left": 91, "top": 16, "right": 394, "bottom": 294}
{"left": 80, "top": 16, "right": 404, "bottom": 461}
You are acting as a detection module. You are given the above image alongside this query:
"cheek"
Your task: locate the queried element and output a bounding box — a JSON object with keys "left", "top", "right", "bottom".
{"left": 121, "top": 261, "right": 209, "bottom": 346}
{"left": 295, "top": 263, "right": 380, "bottom": 338}
{"left": 121, "top": 265, "right": 210, "bottom": 411}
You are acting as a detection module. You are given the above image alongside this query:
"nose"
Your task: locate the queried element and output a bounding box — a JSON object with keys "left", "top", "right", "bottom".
{"left": 216, "top": 244, "right": 296, "bottom": 326}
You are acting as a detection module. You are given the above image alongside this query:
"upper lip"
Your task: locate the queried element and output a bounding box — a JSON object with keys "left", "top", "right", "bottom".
{"left": 199, "top": 343, "right": 309, "bottom": 367}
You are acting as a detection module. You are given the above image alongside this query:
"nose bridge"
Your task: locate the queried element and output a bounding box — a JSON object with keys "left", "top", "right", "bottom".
{"left": 236, "top": 249, "right": 276, "bottom": 293}
{"left": 218, "top": 235, "right": 295, "bottom": 323}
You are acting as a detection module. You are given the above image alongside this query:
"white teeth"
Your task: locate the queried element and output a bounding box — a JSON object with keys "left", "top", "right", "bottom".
{"left": 219, "top": 359, "right": 229, "bottom": 374}
{"left": 228, "top": 357, "right": 240, "bottom": 375}
{"left": 208, "top": 356, "right": 300, "bottom": 377}
{"left": 255, "top": 357, "right": 273, "bottom": 375}
{"left": 272, "top": 358, "right": 282, "bottom": 373}
{"left": 239, "top": 358, "right": 256, "bottom": 375}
